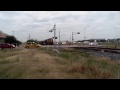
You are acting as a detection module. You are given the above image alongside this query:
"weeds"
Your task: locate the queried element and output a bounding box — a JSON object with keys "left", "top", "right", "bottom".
{"left": 0, "top": 47, "right": 120, "bottom": 79}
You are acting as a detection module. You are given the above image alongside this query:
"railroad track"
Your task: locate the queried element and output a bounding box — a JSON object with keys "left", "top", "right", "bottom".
{"left": 41, "top": 45, "right": 120, "bottom": 54}
{"left": 73, "top": 47, "right": 120, "bottom": 54}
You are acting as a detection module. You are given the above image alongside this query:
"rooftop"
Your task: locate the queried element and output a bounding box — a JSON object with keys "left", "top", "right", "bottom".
{"left": 0, "top": 30, "right": 9, "bottom": 38}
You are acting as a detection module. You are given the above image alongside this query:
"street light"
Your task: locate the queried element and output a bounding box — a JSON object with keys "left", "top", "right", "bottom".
{"left": 84, "top": 26, "right": 89, "bottom": 40}
{"left": 85, "top": 26, "right": 95, "bottom": 40}
{"left": 57, "top": 33, "right": 70, "bottom": 44}
{"left": 72, "top": 32, "right": 80, "bottom": 43}
{"left": 88, "top": 26, "right": 95, "bottom": 40}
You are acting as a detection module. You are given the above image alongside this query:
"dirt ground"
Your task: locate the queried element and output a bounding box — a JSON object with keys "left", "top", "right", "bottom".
{"left": 0, "top": 48, "right": 74, "bottom": 79}
{"left": 0, "top": 47, "right": 120, "bottom": 79}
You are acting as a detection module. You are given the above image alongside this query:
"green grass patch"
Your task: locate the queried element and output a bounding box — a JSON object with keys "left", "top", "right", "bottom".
{"left": 59, "top": 52, "right": 71, "bottom": 59}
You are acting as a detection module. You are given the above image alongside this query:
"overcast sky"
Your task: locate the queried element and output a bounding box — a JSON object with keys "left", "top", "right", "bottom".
{"left": 0, "top": 11, "right": 120, "bottom": 42}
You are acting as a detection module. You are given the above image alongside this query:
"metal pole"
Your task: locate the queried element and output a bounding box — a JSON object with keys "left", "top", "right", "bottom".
{"left": 72, "top": 32, "right": 73, "bottom": 44}
{"left": 70, "top": 35, "right": 71, "bottom": 44}
{"left": 13, "top": 31, "right": 14, "bottom": 36}
{"left": 29, "top": 34, "right": 30, "bottom": 40}
{"left": 93, "top": 34, "right": 94, "bottom": 39}
{"left": 84, "top": 28, "right": 85, "bottom": 40}
{"left": 84, "top": 26, "right": 89, "bottom": 40}
{"left": 54, "top": 24, "right": 56, "bottom": 49}
{"left": 59, "top": 30, "right": 60, "bottom": 49}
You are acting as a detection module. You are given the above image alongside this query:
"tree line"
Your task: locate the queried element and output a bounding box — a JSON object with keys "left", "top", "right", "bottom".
{"left": 4, "top": 36, "right": 22, "bottom": 46}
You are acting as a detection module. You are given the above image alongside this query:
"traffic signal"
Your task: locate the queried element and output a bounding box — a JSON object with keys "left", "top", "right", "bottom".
{"left": 49, "top": 30, "right": 53, "bottom": 32}
{"left": 52, "top": 37, "right": 57, "bottom": 39}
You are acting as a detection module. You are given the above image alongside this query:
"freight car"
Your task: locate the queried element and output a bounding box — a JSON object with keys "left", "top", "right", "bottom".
{"left": 39, "top": 38, "right": 53, "bottom": 45}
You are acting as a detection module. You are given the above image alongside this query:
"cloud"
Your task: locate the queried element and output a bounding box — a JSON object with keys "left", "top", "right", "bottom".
{"left": 0, "top": 11, "right": 119, "bottom": 42}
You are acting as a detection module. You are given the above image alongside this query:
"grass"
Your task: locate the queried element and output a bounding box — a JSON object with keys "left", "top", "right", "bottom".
{"left": 0, "top": 47, "right": 120, "bottom": 79}
{"left": 40, "top": 47, "right": 120, "bottom": 79}
{"left": 100, "top": 42, "right": 120, "bottom": 49}
{"left": 67, "top": 58, "right": 120, "bottom": 79}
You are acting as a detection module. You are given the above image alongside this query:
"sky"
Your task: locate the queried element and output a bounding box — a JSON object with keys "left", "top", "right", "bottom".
{"left": 0, "top": 11, "right": 120, "bottom": 42}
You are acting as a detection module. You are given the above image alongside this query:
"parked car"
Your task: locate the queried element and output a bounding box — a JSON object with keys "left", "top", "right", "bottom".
{"left": 11, "top": 44, "right": 16, "bottom": 48}
{"left": 0, "top": 43, "right": 15, "bottom": 49}
{"left": 89, "top": 42, "right": 98, "bottom": 46}
{"left": 24, "top": 42, "right": 41, "bottom": 48}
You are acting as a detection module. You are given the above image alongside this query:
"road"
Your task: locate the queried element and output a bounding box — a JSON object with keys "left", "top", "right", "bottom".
{"left": 41, "top": 45, "right": 104, "bottom": 48}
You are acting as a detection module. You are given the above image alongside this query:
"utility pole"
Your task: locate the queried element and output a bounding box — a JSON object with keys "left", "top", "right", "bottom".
{"left": 84, "top": 28, "right": 86, "bottom": 40}
{"left": 54, "top": 24, "right": 56, "bottom": 49}
{"left": 59, "top": 30, "right": 60, "bottom": 49}
{"left": 29, "top": 34, "right": 31, "bottom": 40}
{"left": 72, "top": 32, "right": 80, "bottom": 44}
{"left": 84, "top": 26, "right": 89, "bottom": 41}
{"left": 13, "top": 31, "right": 14, "bottom": 36}
{"left": 72, "top": 32, "right": 73, "bottom": 43}
{"left": 70, "top": 35, "right": 71, "bottom": 45}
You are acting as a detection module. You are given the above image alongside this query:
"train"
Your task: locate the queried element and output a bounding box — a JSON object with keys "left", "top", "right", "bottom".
{"left": 39, "top": 38, "right": 53, "bottom": 45}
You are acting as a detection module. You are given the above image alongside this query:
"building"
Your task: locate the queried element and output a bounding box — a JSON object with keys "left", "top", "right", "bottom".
{"left": 107, "top": 38, "right": 120, "bottom": 43}
{"left": 88, "top": 39, "right": 106, "bottom": 42}
{"left": 0, "top": 30, "right": 9, "bottom": 43}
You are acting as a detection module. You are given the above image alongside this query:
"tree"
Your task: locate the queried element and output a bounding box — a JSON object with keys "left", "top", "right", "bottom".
{"left": 4, "top": 36, "right": 21, "bottom": 45}
{"left": 27, "top": 39, "right": 38, "bottom": 43}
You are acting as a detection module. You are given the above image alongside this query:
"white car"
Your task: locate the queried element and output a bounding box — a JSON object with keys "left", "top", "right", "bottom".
{"left": 11, "top": 44, "right": 16, "bottom": 48}
{"left": 89, "top": 42, "right": 98, "bottom": 46}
